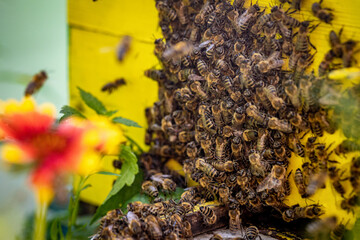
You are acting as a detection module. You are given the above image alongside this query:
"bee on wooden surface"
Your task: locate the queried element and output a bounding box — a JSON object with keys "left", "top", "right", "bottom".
{"left": 126, "top": 211, "right": 142, "bottom": 235}
{"left": 199, "top": 206, "right": 217, "bottom": 225}
{"left": 163, "top": 41, "right": 194, "bottom": 60}
{"left": 116, "top": 35, "right": 132, "bottom": 62}
{"left": 312, "top": 1, "right": 334, "bottom": 24}
{"left": 245, "top": 225, "right": 260, "bottom": 240}
{"left": 24, "top": 70, "right": 48, "bottom": 96}
{"left": 142, "top": 180, "right": 159, "bottom": 198}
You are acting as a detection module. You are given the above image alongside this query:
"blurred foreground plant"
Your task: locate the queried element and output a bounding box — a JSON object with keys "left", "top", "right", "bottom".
{"left": 0, "top": 87, "right": 140, "bottom": 240}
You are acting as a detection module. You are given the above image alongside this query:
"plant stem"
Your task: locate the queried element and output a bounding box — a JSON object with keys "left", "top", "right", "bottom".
{"left": 33, "top": 200, "right": 48, "bottom": 240}
{"left": 66, "top": 176, "right": 86, "bottom": 240}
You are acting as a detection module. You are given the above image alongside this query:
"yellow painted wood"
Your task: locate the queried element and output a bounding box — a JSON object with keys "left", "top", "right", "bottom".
{"left": 68, "top": 0, "right": 360, "bottom": 222}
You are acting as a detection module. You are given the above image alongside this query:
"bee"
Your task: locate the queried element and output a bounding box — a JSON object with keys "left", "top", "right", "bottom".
{"left": 186, "top": 141, "right": 198, "bottom": 159}
{"left": 144, "top": 69, "right": 165, "bottom": 82}
{"left": 295, "top": 21, "right": 316, "bottom": 53}
{"left": 291, "top": 0, "right": 302, "bottom": 10}
{"left": 199, "top": 206, "right": 217, "bottom": 225}
{"left": 312, "top": 1, "right": 334, "bottom": 24}
{"left": 219, "top": 184, "right": 231, "bottom": 205}
{"left": 197, "top": 59, "right": 209, "bottom": 77}
{"left": 178, "top": 68, "right": 195, "bottom": 82}
{"left": 127, "top": 201, "right": 145, "bottom": 215}
{"left": 287, "top": 111, "right": 307, "bottom": 131}
{"left": 156, "top": 2, "right": 177, "bottom": 21}
{"left": 268, "top": 117, "right": 292, "bottom": 133}
{"left": 180, "top": 187, "right": 198, "bottom": 203}
{"left": 249, "top": 150, "right": 268, "bottom": 177}
{"left": 306, "top": 171, "right": 328, "bottom": 197}
{"left": 263, "top": 84, "right": 285, "bottom": 110}
{"left": 196, "top": 158, "right": 220, "bottom": 178}
{"left": 182, "top": 221, "right": 193, "bottom": 238}
{"left": 305, "top": 137, "right": 318, "bottom": 164}
{"left": 340, "top": 195, "right": 359, "bottom": 214}
{"left": 236, "top": 4, "right": 260, "bottom": 34}
{"left": 142, "top": 180, "right": 159, "bottom": 198}
{"left": 127, "top": 211, "right": 142, "bottom": 235}
{"left": 201, "top": 139, "right": 215, "bottom": 158}
{"left": 228, "top": 209, "right": 242, "bottom": 232}
{"left": 211, "top": 104, "right": 224, "bottom": 129}
{"left": 329, "top": 29, "right": 343, "bottom": 57}
{"left": 246, "top": 105, "right": 268, "bottom": 126}
{"left": 273, "top": 141, "right": 287, "bottom": 159}
{"left": 199, "top": 105, "right": 217, "bottom": 134}
{"left": 294, "top": 168, "right": 308, "bottom": 198}
{"left": 328, "top": 167, "right": 346, "bottom": 197}
{"left": 190, "top": 81, "right": 207, "bottom": 100}
{"left": 231, "top": 136, "right": 243, "bottom": 158}
{"left": 163, "top": 41, "right": 194, "bottom": 60}
{"left": 145, "top": 215, "right": 163, "bottom": 240}
{"left": 245, "top": 225, "right": 260, "bottom": 240}
{"left": 306, "top": 216, "right": 338, "bottom": 239}
{"left": 215, "top": 137, "right": 227, "bottom": 160}
{"left": 342, "top": 39, "right": 358, "bottom": 67}
{"left": 257, "top": 165, "right": 286, "bottom": 193}
{"left": 112, "top": 159, "right": 122, "bottom": 169}
{"left": 289, "top": 135, "right": 305, "bottom": 157}
{"left": 232, "top": 107, "right": 246, "bottom": 128}
{"left": 220, "top": 99, "right": 234, "bottom": 125}
{"left": 205, "top": 43, "right": 215, "bottom": 59}
{"left": 210, "top": 234, "right": 223, "bottom": 240}
{"left": 261, "top": 191, "right": 285, "bottom": 211}
{"left": 256, "top": 52, "right": 284, "bottom": 73}
{"left": 24, "top": 70, "right": 48, "bottom": 96}
{"left": 295, "top": 204, "right": 324, "bottom": 219}
{"left": 308, "top": 113, "right": 324, "bottom": 137}
{"left": 283, "top": 80, "right": 300, "bottom": 109}
{"left": 318, "top": 50, "right": 335, "bottom": 76}
{"left": 116, "top": 35, "right": 132, "bottom": 61}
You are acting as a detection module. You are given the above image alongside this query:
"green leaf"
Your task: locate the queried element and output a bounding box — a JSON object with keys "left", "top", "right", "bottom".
{"left": 50, "top": 219, "right": 64, "bottom": 240}
{"left": 96, "top": 171, "right": 122, "bottom": 177}
{"left": 112, "top": 117, "right": 142, "bottom": 128}
{"left": 104, "top": 110, "right": 118, "bottom": 117}
{"left": 90, "top": 146, "right": 139, "bottom": 223}
{"left": 59, "top": 105, "right": 86, "bottom": 122}
{"left": 81, "top": 184, "right": 92, "bottom": 192}
{"left": 77, "top": 87, "right": 107, "bottom": 115}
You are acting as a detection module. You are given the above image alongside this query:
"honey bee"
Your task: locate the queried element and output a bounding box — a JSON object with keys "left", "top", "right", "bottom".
{"left": 182, "top": 221, "right": 193, "bottom": 238}
{"left": 257, "top": 165, "right": 286, "bottom": 193}
{"left": 24, "top": 70, "right": 48, "bottom": 96}
{"left": 127, "top": 201, "right": 145, "bottom": 215}
{"left": 330, "top": 221, "right": 348, "bottom": 240}
{"left": 294, "top": 204, "right": 324, "bottom": 219}
{"left": 196, "top": 158, "right": 220, "bottom": 178}
{"left": 142, "top": 180, "right": 159, "bottom": 198}
{"left": 127, "top": 211, "right": 142, "bottom": 235}
{"left": 328, "top": 167, "right": 346, "bottom": 197}
{"left": 163, "top": 41, "right": 194, "bottom": 60}
{"left": 231, "top": 136, "right": 243, "bottom": 158}
{"left": 295, "top": 21, "right": 316, "bottom": 53}
{"left": 219, "top": 184, "right": 230, "bottom": 205}
{"left": 294, "top": 168, "right": 308, "bottom": 198}
{"left": 116, "top": 35, "right": 132, "bottom": 62}
{"left": 306, "top": 216, "right": 338, "bottom": 239}
{"left": 232, "top": 107, "right": 246, "bottom": 128}
{"left": 245, "top": 225, "right": 260, "bottom": 240}
{"left": 220, "top": 100, "right": 234, "bottom": 125}
{"left": 210, "top": 234, "right": 223, "bottom": 240}
{"left": 268, "top": 117, "right": 292, "bottom": 133}
{"left": 156, "top": 1, "right": 177, "bottom": 22}
{"left": 246, "top": 105, "right": 268, "bottom": 126}
{"left": 186, "top": 141, "right": 198, "bottom": 159}
{"left": 291, "top": 0, "right": 302, "bottom": 10}
{"left": 234, "top": 4, "right": 260, "bottom": 34}
{"left": 211, "top": 104, "right": 224, "bottom": 129}
{"left": 256, "top": 52, "right": 284, "bottom": 73}
{"left": 199, "top": 206, "right": 217, "bottom": 225}
{"left": 283, "top": 80, "right": 300, "bottom": 109}
{"left": 178, "top": 68, "right": 195, "bottom": 82}
{"left": 197, "top": 59, "right": 209, "bottom": 77}
{"left": 261, "top": 191, "right": 285, "bottom": 211}
{"left": 289, "top": 135, "right": 305, "bottom": 157}
{"left": 312, "top": 1, "right": 334, "bottom": 24}
{"left": 287, "top": 111, "right": 307, "bottom": 131}
{"left": 249, "top": 150, "right": 269, "bottom": 177}
{"left": 306, "top": 171, "right": 327, "bottom": 197}
{"left": 199, "top": 105, "right": 217, "bottom": 134}
{"left": 189, "top": 81, "right": 207, "bottom": 100}
{"left": 145, "top": 214, "right": 163, "bottom": 240}
{"left": 340, "top": 195, "right": 359, "bottom": 214}
{"left": 228, "top": 209, "right": 242, "bottom": 233}
{"left": 263, "top": 85, "right": 286, "bottom": 110}
{"left": 145, "top": 69, "right": 165, "bottom": 82}
{"left": 342, "top": 39, "right": 358, "bottom": 67}
{"left": 308, "top": 112, "right": 324, "bottom": 137}
{"left": 201, "top": 139, "right": 215, "bottom": 158}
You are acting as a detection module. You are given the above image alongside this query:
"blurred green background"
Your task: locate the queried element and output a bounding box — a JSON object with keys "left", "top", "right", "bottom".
{"left": 0, "top": 0, "right": 67, "bottom": 239}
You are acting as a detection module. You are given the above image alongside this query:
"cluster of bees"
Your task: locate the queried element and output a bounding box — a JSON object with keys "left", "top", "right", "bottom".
{"left": 95, "top": 0, "right": 359, "bottom": 239}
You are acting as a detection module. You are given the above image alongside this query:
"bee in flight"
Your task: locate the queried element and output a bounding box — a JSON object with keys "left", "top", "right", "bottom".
{"left": 101, "top": 78, "right": 126, "bottom": 94}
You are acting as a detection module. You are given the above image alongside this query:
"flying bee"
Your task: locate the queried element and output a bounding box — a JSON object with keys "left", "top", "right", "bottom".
{"left": 145, "top": 215, "right": 163, "bottom": 240}
{"left": 199, "top": 206, "right": 217, "bottom": 225}
{"left": 126, "top": 211, "right": 142, "bottom": 235}
{"left": 306, "top": 216, "right": 338, "bottom": 239}
{"left": 116, "top": 35, "right": 132, "bottom": 62}
{"left": 163, "top": 41, "right": 194, "bottom": 60}
{"left": 246, "top": 104, "right": 268, "bottom": 126}
{"left": 196, "top": 158, "right": 220, "bottom": 178}
{"left": 312, "top": 1, "right": 334, "bottom": 24}
{"left": 257, "top": 165, "right": 287, "bottom": 193}
{"left": 284, "top": 80, "right": 300, "bottom": 108}
{"left": 245, "top": 225, "right": 260, "bottom": 240}
{"left": 142, "top": 180, "right": 159, "bottom": 198}
{"left": 306, "top": 171, "right": 328, "bottom": 197}
{"left": 289, "top": 135, "right": 305, "bottom": 157}
{"left": 294, "top": 168, "right": 308, "bottom": 198}
{"left": 328, "top": 167, "right": 347, "bottom": 197}
{"left": 228, "top": 209, "right": 242, "bottom": 233}
{"left": 24, "top": 70, "right": 48, "bottom": 96}
{"left": 268, "top": 117, "right": 292, "bottom": 133}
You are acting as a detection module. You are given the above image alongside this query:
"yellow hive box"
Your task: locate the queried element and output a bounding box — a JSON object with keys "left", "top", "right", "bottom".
{"left": 68, "top": 0, "right": 360, "bottom": 227}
